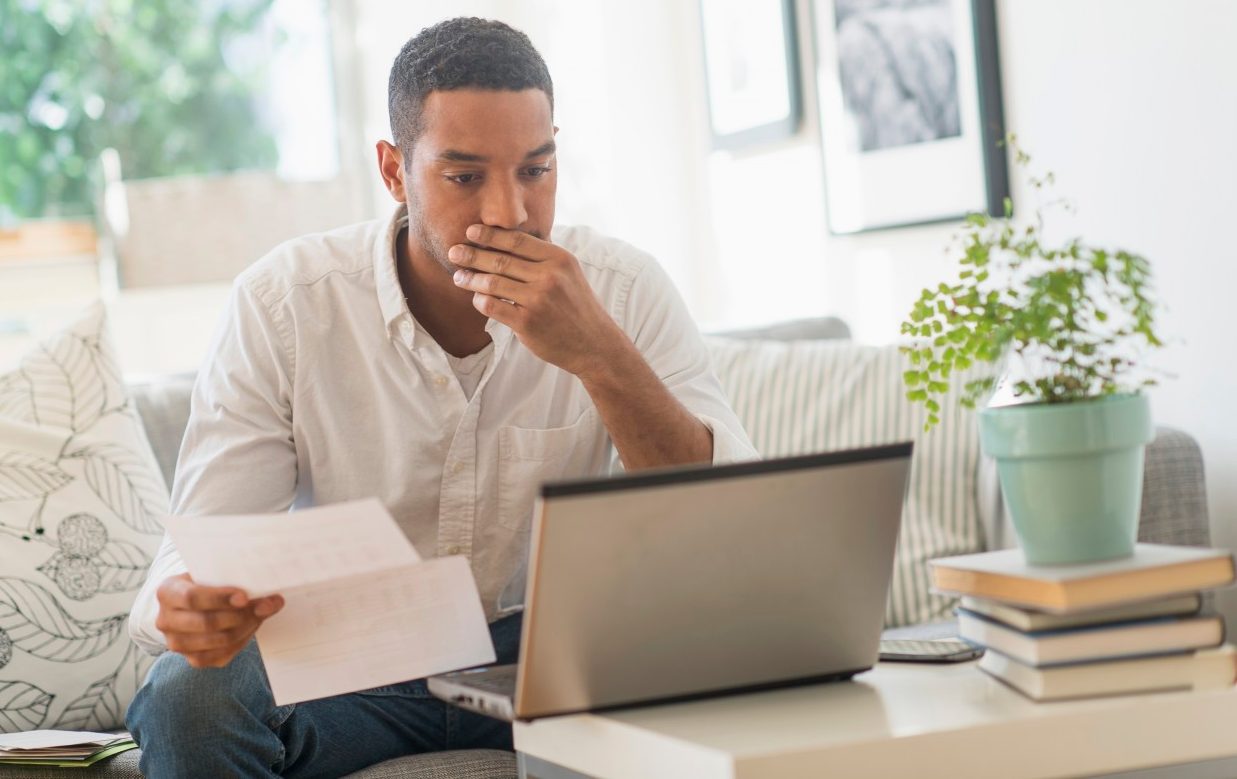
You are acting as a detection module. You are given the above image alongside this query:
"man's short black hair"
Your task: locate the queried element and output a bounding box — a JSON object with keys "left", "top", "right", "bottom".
{"left": 388, "top": 17, "right": 554, "bottom": 154}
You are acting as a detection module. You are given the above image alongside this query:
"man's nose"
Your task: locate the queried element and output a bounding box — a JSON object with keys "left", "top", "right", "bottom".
{"left": 479, "top": 177, "right": 527, "bottom": 230}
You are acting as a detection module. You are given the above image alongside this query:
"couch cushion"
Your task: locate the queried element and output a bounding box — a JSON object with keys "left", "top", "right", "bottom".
{"left": 0, "top": 304, "right": 166, "bottom": 733}
{"left": 709, "top": 316, "right": 851, "bottom": 341}
{"left": 0, "top": 747, "right": 519, "bottom": 778}
{"left": 127, "top": 376, "right": 195, "bottom": 493}
{"left": 343, "top": 749, "right": 517, "bottom": 779}
{"left": 0, "top": 749, "right": 140, "bottom": 778}
{"left": 705, "top": 337, "right": 986, "bottom": 626}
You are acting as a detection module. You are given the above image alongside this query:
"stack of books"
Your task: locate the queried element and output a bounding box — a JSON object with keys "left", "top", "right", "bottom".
{"left": 930, "top": 543, "right": 1237, "bottom": 701}
{"left": 0, "top": 730, "right": 136, "bottom": 768}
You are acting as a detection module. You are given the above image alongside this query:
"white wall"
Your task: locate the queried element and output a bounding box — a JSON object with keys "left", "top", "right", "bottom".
{"left": 348, "top": 0, "right": 714, "bottom": 296}
{"left": 724, "top": 0, "right": 1237, "bottom": 615}
{"left": 993, "top": 0, "right": 1237, "bottom": 618}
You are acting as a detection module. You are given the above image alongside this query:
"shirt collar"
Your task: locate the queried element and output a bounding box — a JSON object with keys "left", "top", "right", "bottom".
{"left": 374, "top": 204, "right": 412, "bottom": 339}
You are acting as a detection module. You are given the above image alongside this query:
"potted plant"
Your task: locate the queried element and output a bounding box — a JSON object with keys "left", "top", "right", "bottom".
{"left": 901, "top": 140, "right": 1163, "bottom": 565}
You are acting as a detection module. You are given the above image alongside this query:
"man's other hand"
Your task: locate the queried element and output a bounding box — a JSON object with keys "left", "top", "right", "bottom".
{"left": 448, "top": 224, "right": 629, "bottom": 380}
{"left": 155, "top": 573, "right": 284, "bottom": 668}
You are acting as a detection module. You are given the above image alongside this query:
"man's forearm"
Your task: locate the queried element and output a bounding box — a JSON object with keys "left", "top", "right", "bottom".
{"left": 578, "top": 337, "right": 713, "bottom": 471}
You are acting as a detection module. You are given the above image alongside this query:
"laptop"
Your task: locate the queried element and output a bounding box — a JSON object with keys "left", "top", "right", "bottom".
{"left": 427, "top": 443, "right": 912, "bottom": 721}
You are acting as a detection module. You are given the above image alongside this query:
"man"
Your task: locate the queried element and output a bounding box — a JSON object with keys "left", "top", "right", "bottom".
{"left": 126, "top": 17, "right": 756, "bottom": 778}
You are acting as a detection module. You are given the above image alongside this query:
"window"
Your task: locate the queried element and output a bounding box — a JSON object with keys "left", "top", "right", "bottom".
{"left": 0, "top": 0, "right": 338, "bottom": 225}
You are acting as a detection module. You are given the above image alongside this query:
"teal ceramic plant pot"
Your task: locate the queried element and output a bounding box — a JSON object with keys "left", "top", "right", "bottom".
{"left": 978, "top": 394, "right": 1153, "bottom": 565}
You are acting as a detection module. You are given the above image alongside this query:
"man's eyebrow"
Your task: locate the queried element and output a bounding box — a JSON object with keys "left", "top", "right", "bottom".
{"left": 525, "top": 141, "right": 556, "bottom": 159}
{"left": 438, "top": 149, "right": 486, "bottom": 163}
{"left": 435, "top": 141, "right": 555, "bottom": 164}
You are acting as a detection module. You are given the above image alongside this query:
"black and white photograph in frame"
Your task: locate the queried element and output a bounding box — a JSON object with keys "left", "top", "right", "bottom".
{"left": 700, "top": 0, "right": 802, "bottom": 149}
{"left": 813, "top": 0, "right": 1008, "bottom": 233}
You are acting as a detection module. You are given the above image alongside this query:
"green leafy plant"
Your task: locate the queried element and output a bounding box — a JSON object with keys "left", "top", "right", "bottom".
{"left": 901, "top": 139, "right": 1164, "bottom": 429}
{"left": 0, "top": 0, "right": 281, "bottom": 225}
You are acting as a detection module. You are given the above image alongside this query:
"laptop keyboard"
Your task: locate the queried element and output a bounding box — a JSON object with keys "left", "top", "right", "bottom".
{"left": 464, "top": 664, "right": 518, "bottom": 694}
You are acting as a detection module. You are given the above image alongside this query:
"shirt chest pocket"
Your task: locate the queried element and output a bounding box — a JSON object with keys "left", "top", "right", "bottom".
{"left": 496, "top": 407, "right": 606, "bottom": 532}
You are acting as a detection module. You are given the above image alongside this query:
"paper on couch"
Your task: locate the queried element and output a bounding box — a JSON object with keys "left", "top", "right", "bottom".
{"left": 162, "top": 499, "right": 496, "bottom": 705}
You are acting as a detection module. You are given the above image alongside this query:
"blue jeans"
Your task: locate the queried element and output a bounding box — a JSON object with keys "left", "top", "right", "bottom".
{"left": 126, "top": 613, "right": 522, "bottom": 778}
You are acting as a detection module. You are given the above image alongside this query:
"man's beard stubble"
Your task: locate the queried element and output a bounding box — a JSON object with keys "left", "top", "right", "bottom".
{"left": 407, "top": 198, "right": 455, "bottom": 277}
{"left": 406, "top": 196, "right": 548, "bottom": 278}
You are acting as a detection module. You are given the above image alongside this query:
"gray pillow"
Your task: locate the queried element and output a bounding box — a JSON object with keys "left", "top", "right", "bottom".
{"left": 127, "top": 375, "right": 195, "bottom": 493}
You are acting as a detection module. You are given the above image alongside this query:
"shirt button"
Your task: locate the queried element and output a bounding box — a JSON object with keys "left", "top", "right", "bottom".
{"left": 451, "top": 461, "right": 464, "bottom": 474}
{"left": 446, "top": 545, "right": 461, "bottom": 555}
{"left": 434, "top": 375, "right": 449, "bottom": 387}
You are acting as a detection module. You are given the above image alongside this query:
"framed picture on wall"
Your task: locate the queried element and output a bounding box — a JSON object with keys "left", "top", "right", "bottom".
{"left": 700, "top": 0, "right": 802, "bottom": 150}
{"left": 812, "top": 0, "right": 1008, "bottom": 233}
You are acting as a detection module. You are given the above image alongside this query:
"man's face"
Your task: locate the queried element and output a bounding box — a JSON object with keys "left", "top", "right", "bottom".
{"left": 399, "top": 88, "right": 557, "bottom": 276}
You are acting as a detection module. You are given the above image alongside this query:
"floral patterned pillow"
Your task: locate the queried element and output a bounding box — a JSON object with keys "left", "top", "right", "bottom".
{"left": 0, "top": 304, "right": 168, "bottom": 733}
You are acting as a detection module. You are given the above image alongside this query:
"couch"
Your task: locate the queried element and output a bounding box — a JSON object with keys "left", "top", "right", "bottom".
{"left": 0, "top": 317, "right": 1210, "bottom": 778}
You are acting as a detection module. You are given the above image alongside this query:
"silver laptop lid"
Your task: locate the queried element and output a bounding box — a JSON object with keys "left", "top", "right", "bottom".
{"left": 514, "top": 443, "right": 912, "bottom": 719}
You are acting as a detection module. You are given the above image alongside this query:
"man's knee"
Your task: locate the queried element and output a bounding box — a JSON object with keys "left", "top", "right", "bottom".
{"left": 127, "top": 641, "right": 277, "bottom": 740}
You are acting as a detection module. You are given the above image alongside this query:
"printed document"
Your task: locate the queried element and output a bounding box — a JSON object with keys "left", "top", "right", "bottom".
{"left": 162, "top": 499, "right": 496, "bottom": 705}
{"left": 0, "top": 731, "right": 125, "bottom": 750}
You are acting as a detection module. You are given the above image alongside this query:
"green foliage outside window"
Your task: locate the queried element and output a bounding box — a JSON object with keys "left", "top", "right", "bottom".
{"left": 0, "top": 0, "right": 281, "bottom": 225}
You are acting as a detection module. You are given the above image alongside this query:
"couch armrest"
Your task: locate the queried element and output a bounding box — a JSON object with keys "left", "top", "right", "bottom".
{"left": 980, "top": 425, "right": 1210, "bottom": 551}
{"left": 1138, "top": 426, "right": 1210, "bottom": 546}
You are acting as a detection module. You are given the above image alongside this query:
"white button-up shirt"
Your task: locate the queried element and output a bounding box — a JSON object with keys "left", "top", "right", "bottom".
{"left": 129, "top": 207, "right": 757, "bottom": 654}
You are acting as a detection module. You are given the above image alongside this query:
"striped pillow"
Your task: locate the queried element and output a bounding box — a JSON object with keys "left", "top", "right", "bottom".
{"left": 705, "top": 337, "right": 986, "bottom": 627}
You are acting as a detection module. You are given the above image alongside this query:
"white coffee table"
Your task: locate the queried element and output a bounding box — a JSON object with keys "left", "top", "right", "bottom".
{"left": 514, "top": 659, "right": 1237, "bottom": 778}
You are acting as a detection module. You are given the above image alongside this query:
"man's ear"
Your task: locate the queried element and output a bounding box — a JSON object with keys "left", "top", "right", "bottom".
{"left": 376, "top": 140, "right": 407, "bottom": 202}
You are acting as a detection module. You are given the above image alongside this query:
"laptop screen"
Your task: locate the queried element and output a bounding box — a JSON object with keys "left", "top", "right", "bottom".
{"left": 515, "top": 443, "right": 913, "bottom": 718}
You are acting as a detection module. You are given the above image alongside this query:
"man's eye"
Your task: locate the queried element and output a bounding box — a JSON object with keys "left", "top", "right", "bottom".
{"left": 448, "top": 173, "right": 481, "bottom": 184}
{"left": 524, "top": 166, "right": 552, "bottom": 178}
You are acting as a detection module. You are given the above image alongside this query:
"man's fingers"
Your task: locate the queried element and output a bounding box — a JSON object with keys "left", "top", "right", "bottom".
{"left": 454, "top": 269, "right": 525, "bottom": 304}
{"left": 448, "top": 245, "right": 536, "bottom": 280}
{"left": 465, "top": 224, "right": 555, "bottom": 260}
{"left": 183, "top": 643, "right": 249, "bottom": 669}
{"left": 472, "top": 293, "right": 523, "bottom": 328}
{"left": 156, "top": 605, "right": 250, "bottom": 635}
{"left": 155, "top": 574, "right": 285, "bottom": 668}
{"left": 158, "top": 575, "right": 248, "bottom": 612}
{"left": 188, "top": 584, "right": 247, "bottom": 611}
{"left": 166, "top": 623, "right": 255, "bottom": 654}
{"left": 253, "top": 595, "right": 285, "bottom": 619}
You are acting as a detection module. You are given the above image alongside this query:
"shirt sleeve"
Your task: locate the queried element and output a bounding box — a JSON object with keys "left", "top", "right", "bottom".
{"left": 622, "top": 256, "right": 759, "bottom": 465}
{"left": 128, "top": 279, "right": 299, "bottom": 654}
